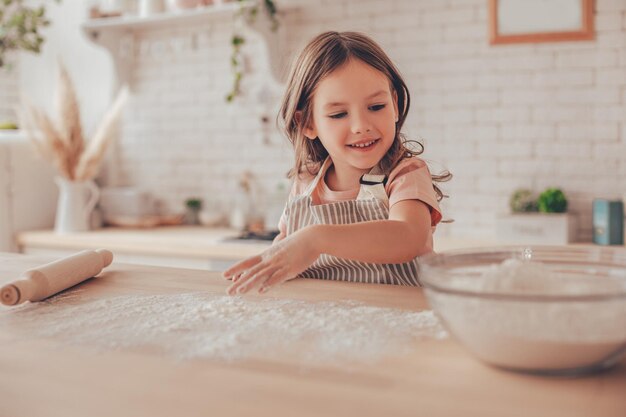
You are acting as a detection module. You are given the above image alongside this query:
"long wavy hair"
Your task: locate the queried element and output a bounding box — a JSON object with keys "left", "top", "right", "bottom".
{"left": 278, "top": 31, "right": 451, "bottom": 202}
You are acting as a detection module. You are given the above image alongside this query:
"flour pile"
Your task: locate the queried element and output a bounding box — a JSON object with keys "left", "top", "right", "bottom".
{"left": 0, "top": 291, "right": 447, "bottom": 364}
{"left": 450, "top": 258, "right": 626, "bottom": 296}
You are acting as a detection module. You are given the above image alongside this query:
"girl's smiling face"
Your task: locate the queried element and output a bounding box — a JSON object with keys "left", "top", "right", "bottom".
{"left": 304, "top": 58, "right": 399, "bottom": 182}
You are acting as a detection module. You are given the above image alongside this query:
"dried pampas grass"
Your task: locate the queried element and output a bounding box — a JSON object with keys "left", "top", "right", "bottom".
{"left": 74, "top": 87, "right": 128, "bottom": 181}
{"left": 20, "top": 61, "right": 129, "bottom": 181}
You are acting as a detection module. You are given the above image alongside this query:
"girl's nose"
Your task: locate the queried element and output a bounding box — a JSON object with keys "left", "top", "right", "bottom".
{"left": 351, "top": 111, "right": 373, "bottom": 134}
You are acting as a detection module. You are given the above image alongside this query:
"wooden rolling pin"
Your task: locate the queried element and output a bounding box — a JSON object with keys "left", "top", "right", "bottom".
{"left": 0, "top": 249, "right": 113, "bottom": 306}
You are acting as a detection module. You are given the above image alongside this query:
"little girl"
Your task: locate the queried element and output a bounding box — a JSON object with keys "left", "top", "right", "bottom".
{"left": 224, "top": 31, "right": 451, "bottom": 295}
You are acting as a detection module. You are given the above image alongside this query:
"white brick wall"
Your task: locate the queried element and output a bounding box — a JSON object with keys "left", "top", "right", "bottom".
{"left": 110, "top": 0, "right": 625, "bottom": 241}
{"left": 0, "top": 64, "right": 19, "bottom": 123}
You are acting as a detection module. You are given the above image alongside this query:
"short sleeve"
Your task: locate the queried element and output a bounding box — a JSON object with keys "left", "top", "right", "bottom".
{"left": 385, "top": 158, "right": 443, "bottom": 226}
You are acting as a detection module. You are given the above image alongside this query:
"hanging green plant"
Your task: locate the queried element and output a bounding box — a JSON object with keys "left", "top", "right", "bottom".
{"left": 0, "top": 0, "right": 61, "bottom": 69}
{"left": 226, "top": 0, "right": 279, "bottom": 103}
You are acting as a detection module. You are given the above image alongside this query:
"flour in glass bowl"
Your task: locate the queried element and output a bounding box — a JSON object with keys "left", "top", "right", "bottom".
{"left": 451, "top": 258, "right": 626, "bottom": 296}
{"left": 426, "top": 258, "right": 626, "bottom": 372}
{"left": 0, "top": 290, "right": 447, "bottom": 365}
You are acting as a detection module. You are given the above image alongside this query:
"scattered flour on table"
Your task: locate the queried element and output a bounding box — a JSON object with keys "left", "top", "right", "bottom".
{"left": 0, "top": 290, "right": 447, "bottom": 364}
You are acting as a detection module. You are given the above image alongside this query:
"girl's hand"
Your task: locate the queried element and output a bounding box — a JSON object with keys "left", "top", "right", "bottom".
{"left": 223, "top": 227, "right": 321, "bottom": 295}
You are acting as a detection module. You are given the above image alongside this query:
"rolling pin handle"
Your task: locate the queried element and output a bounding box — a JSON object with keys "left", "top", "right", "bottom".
{"left": 1, "top": 277, "right": 35, "bottom": 306}
{"left": 0, "top": 284, "right": 20, "bottom": 306}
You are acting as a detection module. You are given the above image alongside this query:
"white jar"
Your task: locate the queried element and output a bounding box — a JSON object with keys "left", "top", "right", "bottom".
{"left": 99, "top": 0, "right": 124, "bottom": 14}
{"left": 139, "top": 0, "right": 165, "bottom": 17}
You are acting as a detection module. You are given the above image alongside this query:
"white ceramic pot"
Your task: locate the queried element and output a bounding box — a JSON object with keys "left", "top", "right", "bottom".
{"left": 139, "top": 0, "right": 165, "bottom": 17}
{"left": 54, "top": 177, "right": 100, "bottom": 233}
{"left": 168, "top": 0, "right": 201, "bottom": 10}
{"left": 99, "top": 0, "right": 124, "bottom": 14}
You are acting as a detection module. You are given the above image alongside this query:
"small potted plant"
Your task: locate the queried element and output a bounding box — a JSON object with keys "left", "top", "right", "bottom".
{"left": 496, "top": 187, "right": 576, "bottom": 244}
{"left": 185, "top": 197, "right": 203, "bottom": 225}
{"left": 538, "top": 188, "right": 568, "bottom": 213}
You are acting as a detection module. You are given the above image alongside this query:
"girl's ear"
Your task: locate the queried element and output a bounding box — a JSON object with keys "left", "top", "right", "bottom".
{"left": 295, "top": 110, "right": 317, "bottom": 140}
{"left": 303, "top": 126, "right": 317, "bottom": 140}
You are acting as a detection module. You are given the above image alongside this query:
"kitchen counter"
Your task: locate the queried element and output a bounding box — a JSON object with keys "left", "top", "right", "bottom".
{"left": 16, "top": 226, "right": 500, "bottom": 270}
{"left": 17, "top": 226, "right": 269, "bottom": 260}
{"left": 16, "top": 226, "right": 274, "bottom": 270}
{"left": 0, "top": 252, "right": 624, "bottom": 417}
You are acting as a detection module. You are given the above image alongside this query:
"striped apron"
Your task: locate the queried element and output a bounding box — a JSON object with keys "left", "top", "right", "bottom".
{"left": 284, "top": 158, "right": 421, "bottom": 286}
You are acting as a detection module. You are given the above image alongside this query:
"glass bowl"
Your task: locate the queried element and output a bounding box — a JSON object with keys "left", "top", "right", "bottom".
{"left": 419, "top": 246, "right": 626, "bottom": 375}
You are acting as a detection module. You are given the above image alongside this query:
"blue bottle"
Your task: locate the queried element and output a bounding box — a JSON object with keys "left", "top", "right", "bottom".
{"left": 592, "top": 199, "right": 624, "bottom": 245}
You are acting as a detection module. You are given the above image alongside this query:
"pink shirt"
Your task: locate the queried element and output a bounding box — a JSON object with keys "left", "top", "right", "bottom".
{"left": 278, "top": 157, "right": 443, "bottom": 234}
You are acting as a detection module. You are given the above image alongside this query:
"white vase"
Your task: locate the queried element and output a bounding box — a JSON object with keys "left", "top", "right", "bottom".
{"left": 54, "top": 177, "right": 100, "bottom": 233}
{"left": 139, "top": 0, "right": 165, "bottom": 17}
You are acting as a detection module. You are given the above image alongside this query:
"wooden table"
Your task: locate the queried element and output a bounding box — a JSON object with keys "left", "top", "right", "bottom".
{"left": 0, "top": 252, "right": 624, "bottom": 417}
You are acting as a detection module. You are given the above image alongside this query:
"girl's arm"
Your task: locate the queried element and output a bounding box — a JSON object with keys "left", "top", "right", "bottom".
{"left": 223, "top": 199, "right": 433, "bottom": 295}
{"left": 308, "top": 200, "right": 432, "bottom": 264}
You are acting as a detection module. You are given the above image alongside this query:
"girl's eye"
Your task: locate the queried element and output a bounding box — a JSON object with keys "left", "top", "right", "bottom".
{"left": 327, "top": 104, "right": 386, "bottom": 119}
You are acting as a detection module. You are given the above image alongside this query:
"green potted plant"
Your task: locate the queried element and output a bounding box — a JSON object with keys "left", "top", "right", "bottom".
{"left": 537, "top": 188, "right": 568, "bottom": 213}
{"left": 509, "top": 188, "right": 538, "bottom": 213}
{"left": 497, "top": 187, "right": 576, "bottom": 244}
{"left": 185, "top": 197, "right": 203, "bottom": 225}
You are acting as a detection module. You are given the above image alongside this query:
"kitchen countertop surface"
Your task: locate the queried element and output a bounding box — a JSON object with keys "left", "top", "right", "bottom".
{"left": 0, "top": 252, "right": 624, "bottom": 417}
{"left": 16, "top": 227, "right": 272, "bottom": 260}
{"left": 16, "top": 226, "right": 501, "bottom": 260}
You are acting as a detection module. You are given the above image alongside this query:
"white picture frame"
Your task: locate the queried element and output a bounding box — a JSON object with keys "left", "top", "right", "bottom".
{"left": 489, "top": 0, "right": 594, "bottom": 45}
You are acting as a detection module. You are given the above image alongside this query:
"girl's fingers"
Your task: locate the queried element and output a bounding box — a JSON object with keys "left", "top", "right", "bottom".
{"left": 225, "top": 271, "right": 243, "bottom": 282}
{"left": 229, "top": 259, "right": 272, "bottom": 288}
{"left": 230, "top": 264, "right": 279, "bottom": 295}
{"left": 227, "top": 270, "right": 253, "bottom": 294}
{"left": 227, "top": 261, "right": 278, "bottom": 295}
{"left": 258, "top": 268, "right": 284, "bottom": 294}
{"left": 222, "top": 255, "right": 262, "bottom": 279}
{"left": 259, "top": 268, "right": 293, "bottom": 293}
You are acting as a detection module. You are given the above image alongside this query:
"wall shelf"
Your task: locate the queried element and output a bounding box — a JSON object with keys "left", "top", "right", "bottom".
{"left": 82, "top": 2, "right": 247, "bottom": 32}
{"left": 81, "top": 1, "right": 289, "bottom": 93}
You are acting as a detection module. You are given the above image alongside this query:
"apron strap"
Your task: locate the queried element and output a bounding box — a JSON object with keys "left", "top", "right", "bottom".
{"left": 356, "top": 170, "right": 389, "bottom": 203}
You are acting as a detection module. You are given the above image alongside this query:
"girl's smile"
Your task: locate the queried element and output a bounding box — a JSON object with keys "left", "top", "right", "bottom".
{"left": 347, "top": 138, "right": 380, "bottom": 150}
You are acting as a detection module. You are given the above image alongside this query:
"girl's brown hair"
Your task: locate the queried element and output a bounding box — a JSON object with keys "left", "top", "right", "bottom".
{"left": 278, "top": 31, "right": 451, "bottom": 202}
